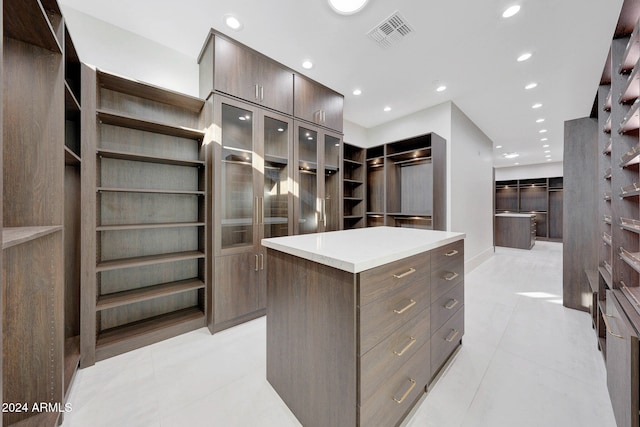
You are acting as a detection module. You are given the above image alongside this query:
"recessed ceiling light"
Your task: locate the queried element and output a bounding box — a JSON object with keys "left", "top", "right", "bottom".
{"left": 536, "top": 118, "right": 545, "bottom": 123}
{"left": 525, "top": 82, "right": 538, "bottom": 90}
{"left": 353, "top": 89, "right": 362, "bottom": 96}
{"left": 502, "top": 5, "right": 521, "bottom": 18}
{"left": 544, "top": 150, "right": 551, "bottom": 153}
{"left": 335, "top": 143, "right": 340, "bottom": 146}
{"left": 532, "top": 103, "right": 542, "bottom": 109}
{"left": 384, "top": 106, "right": 391, "bottom": 112}
{"left": 514, "top": 162, "right": 520, "bottom": 165}
{"left": 496, "top": 145, "right": 503, "bottom": 149}
{"left": 547, "top": 159, "right": 553, "bottom": 161}
{"left": 328, "top": 0, "right": 369, "bottom": 15}
{"left": 224, "top": 14, "right": 243, "bottom": 30}
{"left": 517, "top": 52, "right": 532, "bottom": 62}
{"left": 503, "top": 152, "right": 520, "bottom": 159}
{"left": 302, "top": 60, "right": 313, "bottom": 69}
{"left": 436, "top": 85, "right": 447, "bottom": 92}
{"left": 545, "top": 155, "right": 551, "bottom": 158}
{"left": 542, "top": 144, "right": 550, "bottom": 147}
{"left": 539, "top": 129, "right": 547, "bottom": 133}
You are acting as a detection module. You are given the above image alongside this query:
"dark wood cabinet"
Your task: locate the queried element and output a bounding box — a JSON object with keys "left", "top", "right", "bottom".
{"left": 294, "top": 122, "right": 343, "bottom": 234}
{"left": 212, "top": 95, "right": 293, "bottom": 331}
{"left": 495, "top": 214, "right": 536, "bottom": 250}
{"left": 293, "top": 74, "right": 344, "bottom": 132}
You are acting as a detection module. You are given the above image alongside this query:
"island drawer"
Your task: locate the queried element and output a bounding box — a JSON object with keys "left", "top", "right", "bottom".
{"left": 360, "top": 276, "right": 430, "bottom": 355}
{"left": 431, "top": 281, "right": 464, "bottom": 334}
{"left": 359, "top": 340, "right": 430, "bottom": 427}
{"left": 431, "top": 308, "right": 464, "bottom": 379}
{"left": 359, "top": 251, "right": 430, "bottom": 306}
{"left": 431, "top": 257, "right": 464, "bottom": 302}
{"left": 360, "top": 307, "right": 430, "bottom": 405}
{"left": 431, "top": 239, "right": 464, "bottom": 269}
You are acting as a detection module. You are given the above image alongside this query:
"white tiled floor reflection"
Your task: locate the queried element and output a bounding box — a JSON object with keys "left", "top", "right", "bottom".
{"left": 63, "top": 242, "right": 616, "bottom": 426}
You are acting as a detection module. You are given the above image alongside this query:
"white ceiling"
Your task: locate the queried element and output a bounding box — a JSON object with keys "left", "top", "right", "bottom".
{"left": 58, "top": 0, "right": 622, "bottom": 167}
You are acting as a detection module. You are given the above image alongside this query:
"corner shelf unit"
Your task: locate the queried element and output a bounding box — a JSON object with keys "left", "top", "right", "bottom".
{"left": 81, "top": 68, "right": 209, "bottom": 366}
{"left": 494, "top": 177, "right": 563, "bottom": 240}
{"left": 364, "top": 133, "right": 447, "bottom": 230}
{"left": 342, "top": 143, "right": 365, "bottom": 229}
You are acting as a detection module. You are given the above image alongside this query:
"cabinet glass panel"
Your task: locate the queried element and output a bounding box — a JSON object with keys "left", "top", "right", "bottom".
{"left": 264, "top": 116, "right": 289, "bottom": 238}
{"left": 324, "top": 134, "right": 341, "bottom": 232}
{"left": 221, "top": 103, "right": 254, "bottom": 249}
{"left": 298, "top": 126, "right": 318, "bottom": 234}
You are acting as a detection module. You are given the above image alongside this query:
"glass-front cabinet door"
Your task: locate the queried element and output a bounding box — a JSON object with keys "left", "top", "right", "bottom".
{"left": 262, "top": 114, "right": 292, "bottom": 239}
{"left": 219, "top": 100, "right": 256, "bottom": 252}
{"left": 294, "top": 123, "right": 343, "bottom": 234}
{"left": 323, "top": 133, "right": 341, "bottom": 232}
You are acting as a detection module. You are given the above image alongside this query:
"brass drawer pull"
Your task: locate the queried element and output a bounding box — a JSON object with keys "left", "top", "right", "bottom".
{"left": 393, "top": 336, "right": 417, "bottom": 356}
{"left": 445, "top": 299, "right": 459, "bottom": 310}
{"left": 393, "top": 268, "right": 416, "bottom": 279}
{"left": 444, "top": 272, "right": 459, "bottom": 281}
{"left": 392, "top": 378, "right": 417, "bottom": 404}
{"left": 393, "top": 299, "right": 416, "bottom": 314}
{"left": 602, "top": 313, "right": 624, "bottom": 339}
{"left": 445, "top": 329, "right": 460, "bottom": 342}
{"left": 255, "top": 254, "right": 259, "bottom": 272}
{"left": 445, "top": 249, "right": 459, "bottom": 257}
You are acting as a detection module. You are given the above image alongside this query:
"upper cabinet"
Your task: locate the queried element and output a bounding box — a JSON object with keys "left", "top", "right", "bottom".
{"left": 199, "top": 32, "right": 294, "bottom": 115}
{"left": 294, "top": 74, "right": 344, "bottom": 133}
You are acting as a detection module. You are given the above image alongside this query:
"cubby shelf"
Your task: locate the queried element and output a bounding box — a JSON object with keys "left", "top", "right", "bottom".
{"left": 2, "top": 226, "right": 63, "bottom": 250}
{"left": 97, "top": 110, "right": 205, "bottom": 140}
{"left": 97, "top": 148, "right": 205, "bottom": 167}
{"left": 96, "top": 278, "right": 206, "bottom": 311}
{"left": 96, "top": 250, "right": 205, "bottom": 272}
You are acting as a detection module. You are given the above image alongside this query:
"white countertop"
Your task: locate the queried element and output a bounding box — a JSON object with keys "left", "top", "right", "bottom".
{"left": 261, "top": 226, "right": 465, "bottom": 273}
{"left": 495, "top": 213, "right": 536, "bottom": 218}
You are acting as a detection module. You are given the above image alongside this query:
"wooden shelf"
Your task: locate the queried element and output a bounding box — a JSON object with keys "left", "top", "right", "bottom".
{"left": 64, "top": 146, "right": 81, "bottom": 165}
{"left": 344, "top": 215, "right": 364, "bottom": 220}
{"left": 604, "top": 88, "right": 613, "bottom": 111}
{"left": 97, "top": 69, "right": 205, "bottom": 113}
{"left": 96, "top": 251, "right": 205, "bottom": 272}
{"left": 343, "top": 158, "right": 363, "bottom": 166}
{"left": 620, "top": 183, "right": 640, "bottom": 198}
{"left": 2, "top": 226, "right": 63, "bottom": 250}
{"left": 264, "top": 154, "right": 288, "bottom": 165}
{"left": 603, "top": 232, "right": 613, "bottom": 246}
{"left": 604, "top": 191, "right": 613, "bottom": 201}
{"left": 586, "top": 269, "right": 599, "bottom": 293}
{"left": 97, "top": 187, "right": 205, "bottom": 196}
{"left": 605, "top": 167, "right": 612, "bottom": 179}
{"left": 95, "top": 307, "right": 205, "bottom": 361}
{"left": 620, "top": 247, "right": 640, "bottom": 273}
{"left": 604, "top": 115, "right": 612, "bottom": 133}
{"left": 620, "top": 21, "right": 640, "bottom": 73}
{"left": 97, "top": 110, "right": 205, "bottom": 140}
{"left": 97, "top": 222, "right": 205, "bottom": 231}
{"left": 599, "top": 264, "right": 613, "bottom": 288}
{"left": 344, "top": 197, "right": 363, "bottom": 202}
{"left": 621, "top": 280, "right": 640, "bottom": 311}
{"left": 619, "top": 99, "right": 640, "bottom": 133}
{"left": 604, "top": 214, "right": 613, "bottom": 224}
{"left": 64, "top": 336, "right": 80, "bottom": 397}
{"left": 387, "top": 212, "right": 432, "bottom": 217}
{"left": 621, "top": 217, "right": 640, "bottom": 233}
{"left": 97, "top": 278, "right": 205, "bottom": 311}
{"left": 64, "top": 82, "right": 81, "bottom": 114}
{"left": 3, "top": 0, "right": 62, "bottom": 53}
{"left": 620, "top": 63, "right": 640, "bottom": 104}
{"left": 620, "top": 144, "right": 640, "bottom": 167}
{"left": 97, "top": 148, "right": 205, "bottom": 167}
{"left": 603, "top": 138, "right": 612, "bottom": 154}
{"left": 343, "top": 178, "right": 363, "bottom": 185}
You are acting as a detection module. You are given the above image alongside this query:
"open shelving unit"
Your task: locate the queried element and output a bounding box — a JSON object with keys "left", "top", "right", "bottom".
{"left": 81, "top": 68, "right": 209, "bottom": 366}
{"left": 342, "top": 143, "right": 365, "bottom": 229}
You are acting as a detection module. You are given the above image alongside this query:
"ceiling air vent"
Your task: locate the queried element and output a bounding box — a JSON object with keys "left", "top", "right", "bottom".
{"left": 367, "top": 11, "right": 414, "bottom": 48}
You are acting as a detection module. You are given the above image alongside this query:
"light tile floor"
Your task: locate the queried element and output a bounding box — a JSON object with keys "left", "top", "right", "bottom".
{"left": 63, "top": 242, "right": 617, "bottom": 426}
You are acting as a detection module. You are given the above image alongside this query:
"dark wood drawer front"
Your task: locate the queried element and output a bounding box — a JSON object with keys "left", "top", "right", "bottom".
{"left": 431, "top": 240, "right": 464, "bottom": 269}
{"left": 359, "top": 340, "right": 430, "bottom": 427}
{"left": 360, "top": 278, "right": 430, "bottom": 355}
{"left": 431, "top": 281, "right": 464, "bottom": 334}
{"left": 360, "top": 307, "right": 430, "bottom": 405}
{"left": 431, "top": 258, "right": 464, "bottom": 302}
{"left": 359, "top": 251, "right": 430, "bottom": 306}
{"left": 431, "top": 307, "right": 464, "bottom": 379}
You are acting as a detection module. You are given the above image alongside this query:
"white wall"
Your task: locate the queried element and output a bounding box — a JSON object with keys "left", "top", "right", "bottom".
{"left": 495, "top": 162, "right": 563, "bottom": 181}
{"left": 61, "top": 6, "right": 199, "bottom": 96}
{"left": 343, "top": 120, "right": 368, "bottom": 147}
{"left": 450, "top": 104, "right": 494, "bottom": 271}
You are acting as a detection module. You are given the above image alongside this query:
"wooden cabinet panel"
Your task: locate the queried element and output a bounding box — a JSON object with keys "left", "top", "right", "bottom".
{"left": 359, "top": 307, "right": 430, "bottom": 405}
{"left": 431, "top": 307, "right": 464, "bottom": 379}
{"left": 606, "top": 291, "right": 639, "bottom": 427}
{"left": 294, "top": 74, "right": 343, "bottom": 132}
{"left": 431, "top": 281, "right": 464, "bottom": 334}
{"left": 213, "top": 37, "right": 293, "bottom": 115}
{"left": 431, "top": 258, "right": 464, "bottom": 302}
{"left": 359, "top": 251, "right": 430, "bottom": 305}
{"left": 359, "top": 340, "right": 431, "bottom": 427}
{"left": 431, "top": 239, "right": 464, "bottom": 268}
{"left": 214, "top": 253, "right": 262, "bottom": 327}
{"left": 359, "top": 276, "right": 430, "bottom": 355}
{"left": 495, "top": 215, "right": 535, "bottom": 249}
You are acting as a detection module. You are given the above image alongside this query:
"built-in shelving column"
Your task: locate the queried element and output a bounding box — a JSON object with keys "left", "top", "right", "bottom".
{"left": 342, "top": 143, "right": 365, "bottom": 229}
{"left": 365, "top": 146, "right": 385, "bottom": 227}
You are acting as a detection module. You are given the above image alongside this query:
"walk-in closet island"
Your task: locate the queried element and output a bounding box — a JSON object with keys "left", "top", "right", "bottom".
{"left": 262, "top": 226, "right": 465, "bottom": 427}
